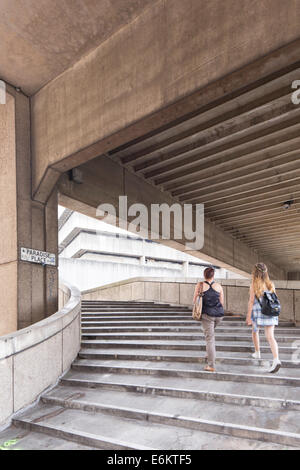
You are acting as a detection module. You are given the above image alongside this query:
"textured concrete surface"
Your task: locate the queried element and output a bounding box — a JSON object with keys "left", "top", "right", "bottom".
{"left": 31, "top": 0, "right": 300, "bottom": 190}
{"left": 0, "top": 93, "right": 17, "bottom": 335}
{"left": 0, "top": 0, "right": 154, "bottom": 95}
{"left": 14, "top": 332, "right": 63, "bottom": 412}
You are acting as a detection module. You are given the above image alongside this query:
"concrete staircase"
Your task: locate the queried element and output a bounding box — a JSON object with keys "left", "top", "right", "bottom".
{"left": 1, "top": 300, "right": 300, "bottom": 450}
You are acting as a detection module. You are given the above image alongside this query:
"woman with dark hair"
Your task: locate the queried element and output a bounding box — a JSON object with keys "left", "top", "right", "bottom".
{"left": 246, "top": 262, "right": 281, "bottom": 373}
{"left": 193, "top": 267, "right": 224, "bottom": 372}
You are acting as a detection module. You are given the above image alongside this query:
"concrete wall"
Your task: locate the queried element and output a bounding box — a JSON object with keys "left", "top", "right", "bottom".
{"left": 82, "top": 277, "right": 300, "bottom": 326}
{"left": 0, "top": 283, "right": 81, "bottom": 429}
{"left": 59, "top": 256, "right": 219, "bottom": 292}
{"left": 0, "top": 93, "right": 17, "bottom": 336}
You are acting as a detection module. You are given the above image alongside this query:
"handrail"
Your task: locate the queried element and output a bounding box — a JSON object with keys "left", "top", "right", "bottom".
{"left": 0, "top": 282, "right": 81, "bottom": 360}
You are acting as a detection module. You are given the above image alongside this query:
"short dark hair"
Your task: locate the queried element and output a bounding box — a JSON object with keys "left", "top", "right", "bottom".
{"left": 204, "top": 267, "right": 215, "bottom": 279}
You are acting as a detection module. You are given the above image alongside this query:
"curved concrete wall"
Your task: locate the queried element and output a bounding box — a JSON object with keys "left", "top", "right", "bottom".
{"left": 82, "top": 277, "right": 300, "bottom": 326}
{"left": 0, "top": 283, "right": 81, "bottom": 429}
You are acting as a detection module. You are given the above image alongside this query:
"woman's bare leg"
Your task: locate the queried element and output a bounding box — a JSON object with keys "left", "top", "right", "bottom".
{"left": 264, "top": 326, "right": 279, "bottom": 359}
{"left": 252, "top": 329, "right": 260, "bottom": 352}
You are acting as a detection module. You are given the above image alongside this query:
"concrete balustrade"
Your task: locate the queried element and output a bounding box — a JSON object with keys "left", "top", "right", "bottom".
{"left": 0, "top": 282, "right": 81, "bottom": 429}
{"left": 82, "top": 277, "right": 300, "bottom": 326}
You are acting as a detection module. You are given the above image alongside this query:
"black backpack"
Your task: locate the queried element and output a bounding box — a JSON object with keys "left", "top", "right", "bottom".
{"left": 257, "top": 292, "right": 281, "bottom": 317}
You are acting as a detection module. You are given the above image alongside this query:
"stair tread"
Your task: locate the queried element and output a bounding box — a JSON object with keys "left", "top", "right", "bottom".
{"left": 81, "top": 324, "right": 300, "bottom": 333}
{"left": 78, "top": 347, "right": 298, "bottom": 362}
{"left": 13, "top": 403, "right": 296, "bottom": 450}
{"left": 73, "top": 358, "right": 300, "bottom": 378}
{"left": 81, "top": 332, "right": 299, "bottom": 342}
{"left": 81, "top": 338, "right": 297, "bottom": 350}
{"left": 62, "top": 368, "right": 300, "bottom": 401}
{"left": 43, "top": 384, "right": 300, "bottom": 435}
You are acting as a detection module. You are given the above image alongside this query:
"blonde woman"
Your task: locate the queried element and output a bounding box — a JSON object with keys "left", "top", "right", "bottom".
{"left": 246, "top": 263, "right": 281, "bottom": 373}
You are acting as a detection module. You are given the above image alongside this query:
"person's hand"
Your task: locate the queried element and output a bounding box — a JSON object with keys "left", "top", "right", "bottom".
{"left": 246, "top": 316, "right": 252, "bottom": 326}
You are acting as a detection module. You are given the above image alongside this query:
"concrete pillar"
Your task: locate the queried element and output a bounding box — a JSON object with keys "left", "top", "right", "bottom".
{"left": 182, "top": 261, "right": 189, "bottom": 277}
{"left": 0, "top": 89, "right": 58, "bottom": 336}
{"left": 218, "top": 268, "right": 228, "bottom": 279}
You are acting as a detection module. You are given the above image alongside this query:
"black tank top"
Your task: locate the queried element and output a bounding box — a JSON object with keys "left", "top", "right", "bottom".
{"left": 202, "top": 281, "right": 224, "bottom": 318}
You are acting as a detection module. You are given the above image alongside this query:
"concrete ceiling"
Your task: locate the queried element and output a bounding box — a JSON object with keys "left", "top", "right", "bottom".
{"left": 0, "top": 0, "right": 153, "bottom": 95}
{"left": 108, "top": 60, "right": 300, "bottom": 273}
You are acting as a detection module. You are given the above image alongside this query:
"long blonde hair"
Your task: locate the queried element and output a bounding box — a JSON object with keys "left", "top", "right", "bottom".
{"left": 252, "top": 263, "right": 275, "bottom": 298}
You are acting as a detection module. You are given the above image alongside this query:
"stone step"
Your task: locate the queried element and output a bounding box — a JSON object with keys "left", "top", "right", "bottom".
{"left": 81, "top": 331, "right": 299, "bottom": 344}
{"left": 71, "top": 360, "right": 300, "bottom": 386}
{"left": 0, "top": 425, "right": 97, "bottom": 450}
{"left": 81, "top": 302, "right": 158, "bottom": 305}
{"left": 78, "top": 349, "right": 300, "bottom": 368}
{"left": 81, "top": 316, "right": 294, "bottom": 327}
{"left": 80, "top": 324, "right": 300, "bottom": 335}
{"left": 81, "top": 302, "right": 189, "bottom": 306}
{"left": 80, "top": 339, "right": 297, "bottom": 354}
{"left": 81, "top": 304, "right": 190, "bottom": 308}
{"left": 61, "top": 367, "right": 300, "bottom": 405}
{"left": 80, "top": 318, "right": 295, "bottom": 328}
{"left": 41, "top": 384, "right": 300, "bottom": 447}
{"left": 81, "top": 311, "right": 192, "bottom": 316}
{"left": 12, "top": 402, "right": 296, "bottom": 450}
{"left": 81, "top": 308, "right": 192, "bottom": 316}
{"left": 81, "top": 315, "right": 194, "bottom": 321}
{"left": 73, "top": 357, "right": 300, "bottom": 379}
{"left": 12, "top": 404, "right": 150, "bottom": 450}
{"left": 81, "top": 301, "right": 157, "bottom": 305}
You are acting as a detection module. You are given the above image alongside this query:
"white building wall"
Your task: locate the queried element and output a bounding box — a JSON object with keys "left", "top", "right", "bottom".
{"left": 58, "top": 257, "right": 204, "bottom": 292}
{"left": 58, "top": 208, "right": 245, "bottom": 291}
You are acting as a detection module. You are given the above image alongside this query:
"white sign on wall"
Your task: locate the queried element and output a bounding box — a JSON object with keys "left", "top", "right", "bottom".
{"left": 20, "top": 247, "right": 56, "bottom": 266}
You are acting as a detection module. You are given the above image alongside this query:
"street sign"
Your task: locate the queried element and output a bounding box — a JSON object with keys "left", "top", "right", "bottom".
{"left": 20, "top": 247, "right": 56, "bottom": 266}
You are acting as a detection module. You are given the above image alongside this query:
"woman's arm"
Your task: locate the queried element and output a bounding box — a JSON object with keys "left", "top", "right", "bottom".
{"left": 193, "top": 283, "right": 200, "bottom": 304}
{"left": 246, "top": 284, "right": 255, "bottom": 325}
{"left": 219, "top": 286, "right": 224, "bottom": 307}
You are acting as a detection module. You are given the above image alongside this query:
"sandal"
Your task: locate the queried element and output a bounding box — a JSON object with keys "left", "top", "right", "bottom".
{"left": 204, "top": 365, "right": 216, "bottom": 372}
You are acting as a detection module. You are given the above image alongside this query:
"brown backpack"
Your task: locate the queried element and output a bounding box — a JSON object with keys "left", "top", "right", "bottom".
{"left": 192, "top": 282, "right": 204, "bottom": 321}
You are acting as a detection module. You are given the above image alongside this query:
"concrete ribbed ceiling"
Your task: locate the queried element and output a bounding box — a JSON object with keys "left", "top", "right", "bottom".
{"left": 0, "top": 0, "right": 153, "bottom": 95}
{"left": 108, "top": 60, "right": 300, "bottom": 272}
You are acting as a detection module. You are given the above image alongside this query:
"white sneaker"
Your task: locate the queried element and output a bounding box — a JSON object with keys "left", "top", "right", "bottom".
{"left": 269, "top": 359, "right": 281, "bottom": 374}
{"left": 252, "top": 351, "right": 261, "bottom": 359}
